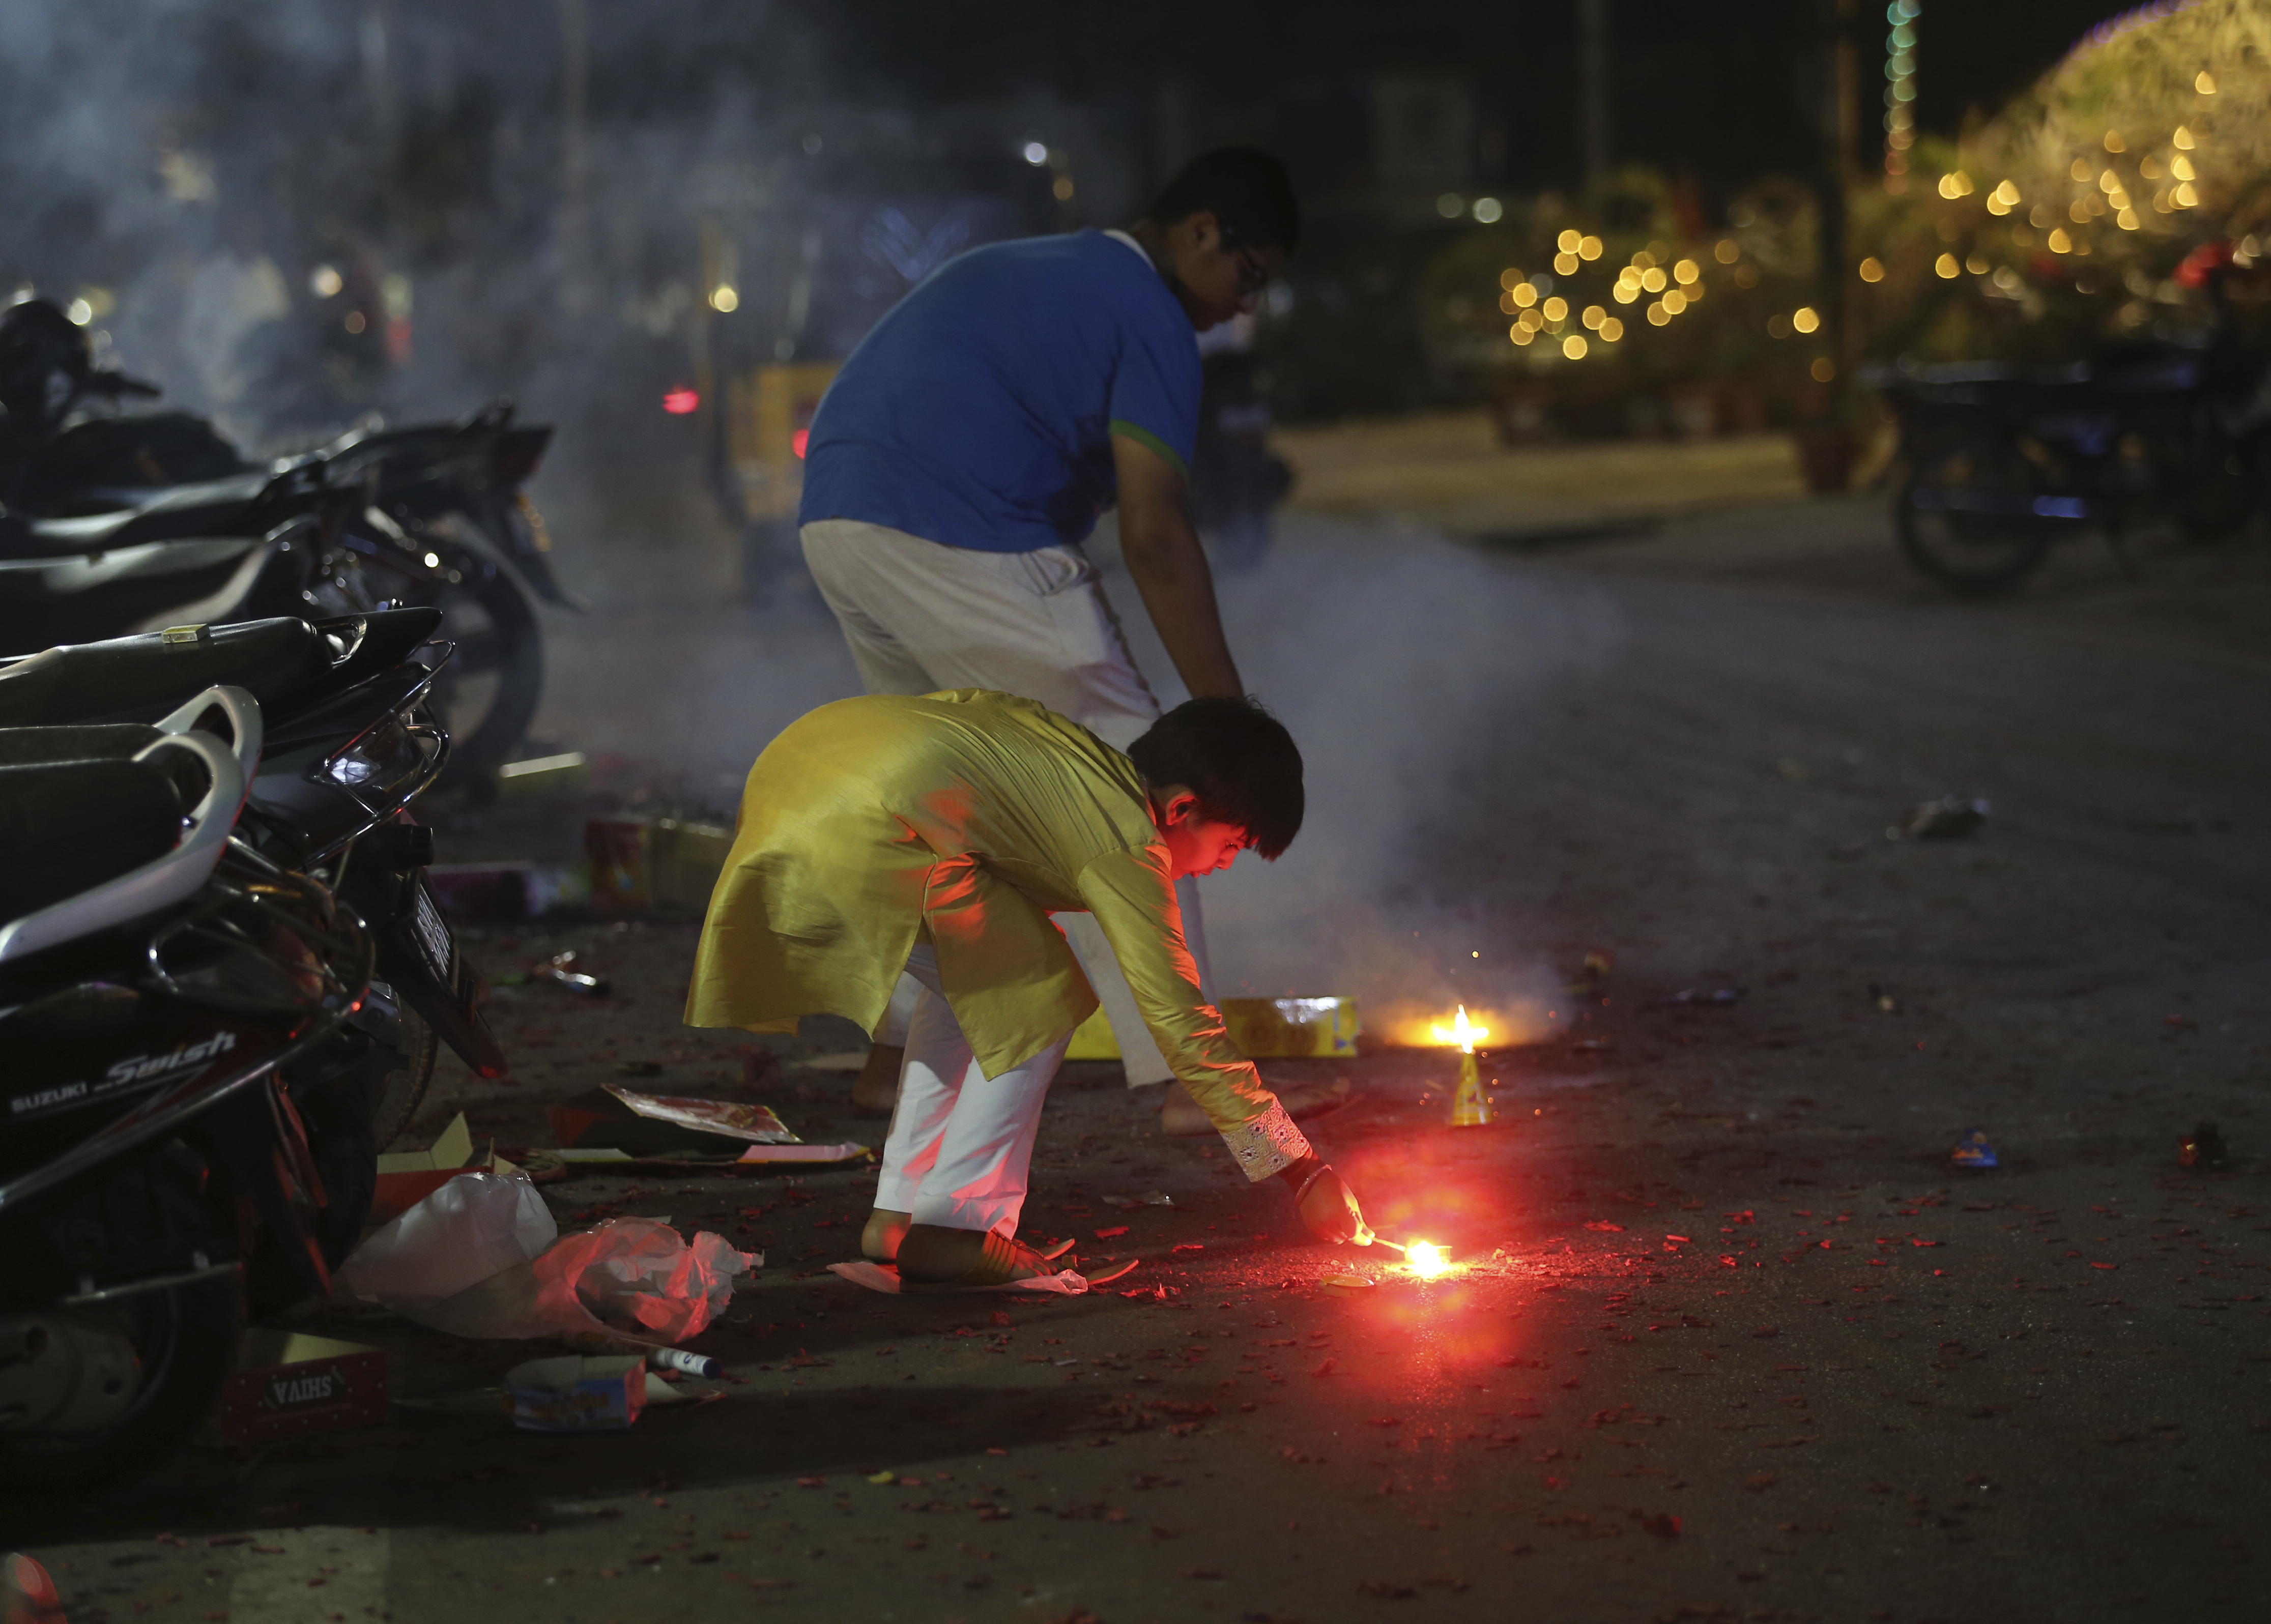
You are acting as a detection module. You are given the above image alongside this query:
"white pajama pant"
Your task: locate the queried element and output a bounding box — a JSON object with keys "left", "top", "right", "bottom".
{"left": 874, "top": 946, "right": 1072, "bottom": 1237}
{"left": 801, "top": 517, "right": 1214, "bottom": 1087}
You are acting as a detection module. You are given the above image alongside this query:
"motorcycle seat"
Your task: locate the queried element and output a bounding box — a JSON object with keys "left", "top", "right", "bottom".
{"left": 0, "top": 757, "right": 187, "bottom": 921}
{"left": 0, "top": 607, "right": 444, "bottom": 729}
{"left": 0, "top": 618, "right": 320, "bottom": 727}
{"left": 11, "top": 475, "right": 265, "bottom": 555}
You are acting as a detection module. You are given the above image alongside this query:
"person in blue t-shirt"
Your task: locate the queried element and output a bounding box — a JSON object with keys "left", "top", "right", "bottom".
{"left": 797, "top": 148, "right": 1347, "bottom": 1139}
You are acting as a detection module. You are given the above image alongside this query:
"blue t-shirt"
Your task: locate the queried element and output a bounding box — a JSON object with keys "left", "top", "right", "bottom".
{"left": 799, "top": 229, "right": 1200, "bottom": 554}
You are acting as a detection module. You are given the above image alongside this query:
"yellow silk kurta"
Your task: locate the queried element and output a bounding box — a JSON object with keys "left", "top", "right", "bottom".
{"left": 684, "top": 689, "right": 1311, "bottom": 1181}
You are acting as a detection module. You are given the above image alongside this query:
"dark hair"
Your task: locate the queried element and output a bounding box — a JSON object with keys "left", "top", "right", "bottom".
{"left": 1127, "top": 695, "right": 1304, "bottom": 860}
{"left": 1142, "top": 147, "right": 1301, "bottom": 253}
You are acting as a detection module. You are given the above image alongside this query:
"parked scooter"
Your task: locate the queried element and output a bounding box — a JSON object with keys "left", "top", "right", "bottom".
{"left": 1870, "top": 242, "right": 2271, "bottom": 593}
{"left": 0, "top": 685, "right": 377, "bottom": 1488}
{"left": 295, "top": 403, "right": 570, "bottom": 784}
{"left": 0, "top": 298, "right": 569, "bottom": 781}
{"left": 0, "top": 603, "right": 513, "bottom": 1488}
{"left": 0, "top": 608, "right": 506, "bottom": 1147}
{"left": 0, "top": 454, "right": 379, "bottom": 650}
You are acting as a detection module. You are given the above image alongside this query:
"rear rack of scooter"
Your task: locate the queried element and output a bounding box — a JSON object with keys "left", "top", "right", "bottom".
{"left": 143, "top": 838, "right": 373, "bottom": 1021}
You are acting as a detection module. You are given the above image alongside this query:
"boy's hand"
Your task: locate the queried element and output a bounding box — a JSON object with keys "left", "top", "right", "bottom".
{"left": 1296, "top": 1165, "right": 1374, "bottom": 1245}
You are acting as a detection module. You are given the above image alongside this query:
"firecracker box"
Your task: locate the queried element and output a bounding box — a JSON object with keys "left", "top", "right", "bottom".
{"left": 216, "top": 1331, "right": 388, "bottom": 1447}
{"left": 585, "top": 817, "right": 736, "bottom": 914}
{"left": 370, "top": 1112, "right": 519, "bottom": 1224}
{"left": 424, "top": 860, "right": 590, "bottom": 922}
{"left": 1225, "top": 996, "right": 1362, "bottom": 1057}
{"left": 1066, "top": 995, "right": 1361, "bottom": 1061}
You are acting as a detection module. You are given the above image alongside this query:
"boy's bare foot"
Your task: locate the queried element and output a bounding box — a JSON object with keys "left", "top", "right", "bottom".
{"left": 852, "top": 1043, "right": 905, "bottom": 1117}
{"left": 862, "top": 1207, "right": 912, "bottom": 1262}
{"left": 1157, "top": 1077, "right": 1355, "bottom": 1137}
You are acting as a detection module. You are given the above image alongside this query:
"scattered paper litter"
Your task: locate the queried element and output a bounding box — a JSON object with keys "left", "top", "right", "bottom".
{"left": 603, "top": 1084, "right": 800, "bottom": 1145}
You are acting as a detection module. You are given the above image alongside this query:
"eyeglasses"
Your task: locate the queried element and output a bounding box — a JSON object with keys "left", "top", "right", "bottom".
{"left": 1224, "top": 239, "right": 1272, "bottom": 296}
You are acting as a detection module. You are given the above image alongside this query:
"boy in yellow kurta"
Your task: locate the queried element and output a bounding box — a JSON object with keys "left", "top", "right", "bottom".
{"left": 685, "top": 689, "right": 1372, "bottom": 1284}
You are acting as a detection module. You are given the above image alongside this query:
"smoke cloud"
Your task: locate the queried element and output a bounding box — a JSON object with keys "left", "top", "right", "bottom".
{"left": 1114, "top": 515, "right": 1627, "bottom": 1045}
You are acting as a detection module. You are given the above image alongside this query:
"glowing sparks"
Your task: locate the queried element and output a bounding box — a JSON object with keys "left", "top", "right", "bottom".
{"left": 1428, "top": 1004, "right": 1488, "bottom": 1054}
{"left": 1385, "top": 999, "right": 1541, "bottom": 1050}
{"left": 1404, "top": 1241, "right": 1450, "bottom": 1279}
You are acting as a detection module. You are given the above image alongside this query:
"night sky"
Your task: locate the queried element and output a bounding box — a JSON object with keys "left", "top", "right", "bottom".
{"left": 783, "top": 0, "right": 2134, "bottom": 190}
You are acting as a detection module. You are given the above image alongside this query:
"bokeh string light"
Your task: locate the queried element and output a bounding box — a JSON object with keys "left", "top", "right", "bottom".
{"left": 1494, "top": 238, "right": 1723, "bottom": 364}
{"left": 1884, "top": 1, "right": 1919, "bottom": 193}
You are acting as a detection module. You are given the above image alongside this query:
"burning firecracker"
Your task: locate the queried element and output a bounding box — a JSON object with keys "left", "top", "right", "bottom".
{"left": 1431, "top": 1004, "right": 1493, "bottom": 1127}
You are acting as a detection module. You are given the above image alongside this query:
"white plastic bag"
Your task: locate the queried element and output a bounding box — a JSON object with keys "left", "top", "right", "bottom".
{"left": 334, "top": 1172, "right": 556, "bottom": 1308}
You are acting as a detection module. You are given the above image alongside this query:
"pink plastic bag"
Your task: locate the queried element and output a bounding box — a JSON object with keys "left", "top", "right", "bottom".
{"left": 533, "top": 1218, "right": 754, "bottom": 1342}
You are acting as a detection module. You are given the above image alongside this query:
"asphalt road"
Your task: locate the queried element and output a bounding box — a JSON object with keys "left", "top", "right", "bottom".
{"left": 13, "top": 492, "right": 2271, "bottom": 1624}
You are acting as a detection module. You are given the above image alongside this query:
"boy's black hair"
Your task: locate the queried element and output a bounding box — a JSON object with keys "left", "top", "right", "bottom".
{"left": 1127, "top": 695, "right": 1304, "bottom": 860}
{"left": 1142, "top": 147, "right": 1302, "bottom": 253}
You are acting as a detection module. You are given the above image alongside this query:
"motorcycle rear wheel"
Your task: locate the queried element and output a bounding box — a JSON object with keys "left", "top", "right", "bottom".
{"left": 371, "top": 1002, "right": 439, "bottom": 1153}
{"left": 1895, "top": 441, "right": 2056, "bottom": 594}
{"left": 427, "top": 553, "right": 545, "bottom": 787}
{"left": 0, "top": 1275, "right": 242, "bottom": 1495}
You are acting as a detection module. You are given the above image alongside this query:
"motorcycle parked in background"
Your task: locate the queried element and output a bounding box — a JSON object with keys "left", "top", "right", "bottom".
{"left": 0, "top": 295, "right": 569, "bottom": 782}
{"left": 1870, "top": 242, "right": 2271, "bottom": 593}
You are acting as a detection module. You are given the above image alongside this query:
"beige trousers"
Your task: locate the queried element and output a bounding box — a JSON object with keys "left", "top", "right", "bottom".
{"left": 800, "top": 517, "right": 1213, "bottom": 1088}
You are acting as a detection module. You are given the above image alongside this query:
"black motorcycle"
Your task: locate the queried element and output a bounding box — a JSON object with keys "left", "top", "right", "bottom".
{"left": 0, "top": 684, "right": 375, "bottom": 1487}
{"left": 0, "top": 451, "right": 377, "bottom": 648}
{"left": 1870, "top": 247, "right": 2270, "bottom": 593}
{"left": 0, "top": 611, "right": 510, "bottom": 1488}
{"left": 0, "top": 609, "right": 507, "bottom": 1147}
{"left": 1, "top": 297, "right": 567, "bottom": 780}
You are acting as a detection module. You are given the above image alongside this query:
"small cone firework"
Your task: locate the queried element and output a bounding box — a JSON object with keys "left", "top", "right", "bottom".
{"left": 1451, "top": 1046, "right": 1492, "bottom": 1126}
{"left": 1432, "top": 1005, "right": 1493, "bottom": 1126}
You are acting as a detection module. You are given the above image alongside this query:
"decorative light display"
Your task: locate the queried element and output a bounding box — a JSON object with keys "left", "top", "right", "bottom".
{"left": 1494, "top": 238, "right": 1720, "bottom": 363}
{"left": 1461, "top": 0, "right": 2253, "bottom": 403}
{"left": 1884, "top": 1, "right": 1919, "bottom": 192}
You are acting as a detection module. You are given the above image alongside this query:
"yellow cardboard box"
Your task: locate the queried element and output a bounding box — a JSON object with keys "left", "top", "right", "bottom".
{"left": 586, "top": 817, "right": 736, "bottom": 913}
